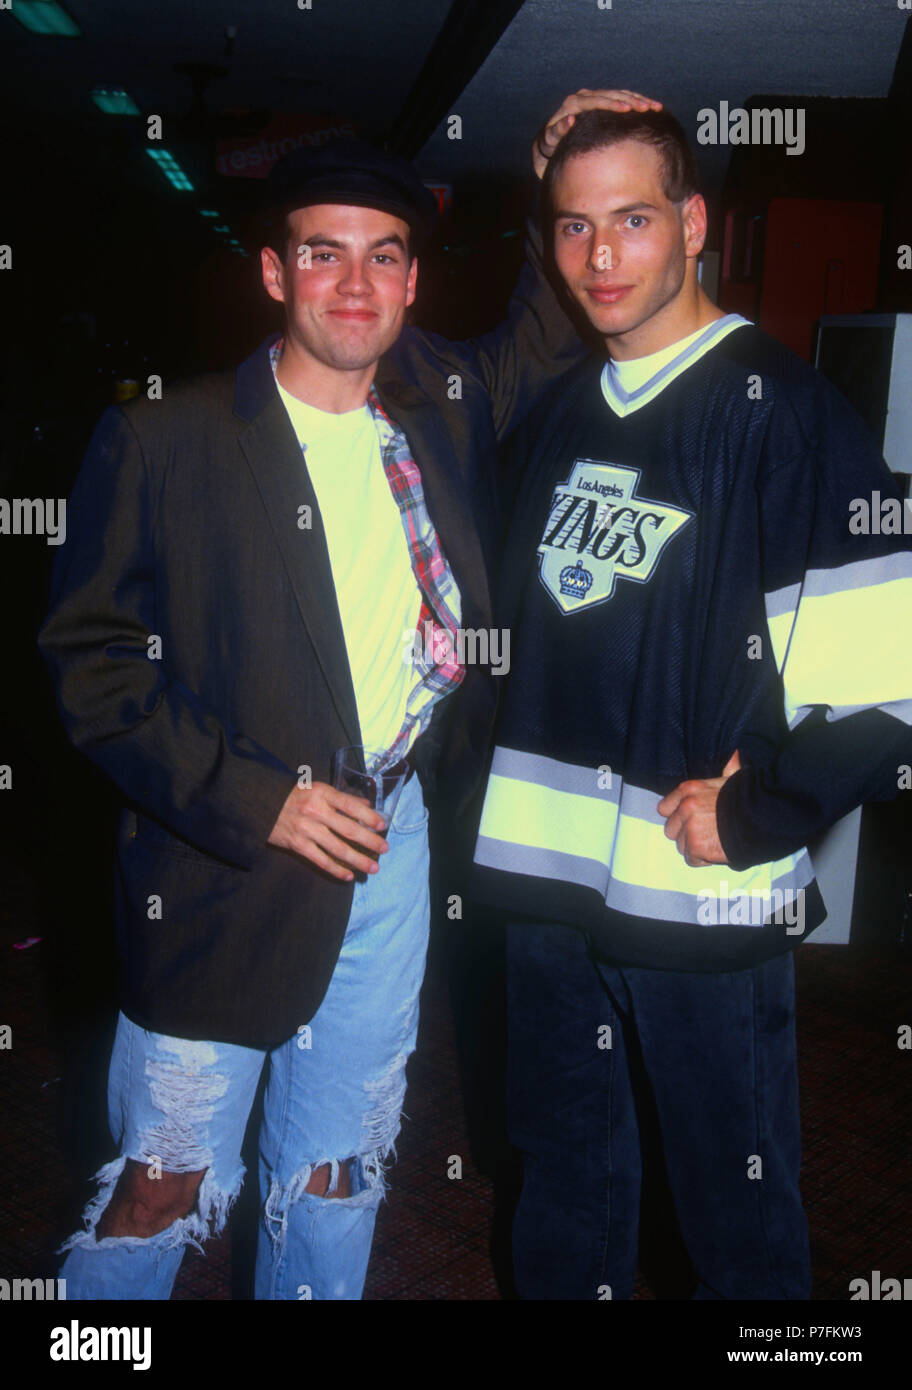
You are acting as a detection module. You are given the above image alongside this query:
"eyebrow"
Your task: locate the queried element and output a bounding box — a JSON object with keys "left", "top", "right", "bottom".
{"left": 300, "top": 233, "right": 408, "bottom": 252}
{"left": 555, "top": 203, "right": 659, "bottom": 219}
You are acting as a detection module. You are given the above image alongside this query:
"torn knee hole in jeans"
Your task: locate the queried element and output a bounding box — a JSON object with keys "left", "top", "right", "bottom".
{"left": 263, "top": 1152, "right": 381, "bottom": 1244}
{"left": 59, "top": 1036, "right": 243, "bottom": 1258}
{"left": 263, "top": 1051, "right": 411, "bottom": 1247}
{"left": 57, "top": 1155, "right": 246, "bottom": 1256}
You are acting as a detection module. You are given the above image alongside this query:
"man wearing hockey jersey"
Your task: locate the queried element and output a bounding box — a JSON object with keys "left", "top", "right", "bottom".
{"left": 472, "top": 108, "right": 912, "bottom": 1299}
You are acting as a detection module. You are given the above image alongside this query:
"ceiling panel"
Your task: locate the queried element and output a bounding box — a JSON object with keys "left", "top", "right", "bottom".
{"left": 415, "top": 0, "right": 906, "bottom": 190}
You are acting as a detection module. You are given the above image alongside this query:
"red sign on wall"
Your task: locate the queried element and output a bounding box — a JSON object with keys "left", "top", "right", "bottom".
{"left": 216, "top": 113, "right": 358, "bottom": 179}
{"left": 424, "top": 184, "right": 453, "bottom": 216}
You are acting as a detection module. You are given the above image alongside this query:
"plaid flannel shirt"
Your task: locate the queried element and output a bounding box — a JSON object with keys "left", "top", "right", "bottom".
{"left": 269, "top": 337, "right": 465, "bottom": 767}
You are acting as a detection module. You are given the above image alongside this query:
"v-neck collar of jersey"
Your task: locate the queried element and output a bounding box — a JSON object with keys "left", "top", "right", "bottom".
{"left": 600, "top": 313, "right": 751, "bottom": 418}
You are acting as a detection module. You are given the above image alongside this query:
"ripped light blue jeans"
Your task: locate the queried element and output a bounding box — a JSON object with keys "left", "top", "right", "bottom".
{"left": 57, "top": 774, "right": 430, "bottom": 1300}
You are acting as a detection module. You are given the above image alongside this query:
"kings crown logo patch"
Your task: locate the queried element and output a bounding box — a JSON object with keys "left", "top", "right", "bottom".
{"left": 537, "top": 459, "right": 693, "bottom": 614}
{"left": 559, "top": 559, "right": 594, "bottom": 599}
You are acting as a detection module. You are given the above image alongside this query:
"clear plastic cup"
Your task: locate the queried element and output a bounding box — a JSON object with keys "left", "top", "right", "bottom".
{"left": 331, "top": 746, "right": 409, "bottom": 876}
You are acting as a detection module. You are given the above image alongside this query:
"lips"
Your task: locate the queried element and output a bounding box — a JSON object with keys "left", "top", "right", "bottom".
{"left": 328, "top": 309, "right": 378, "bottom": 321}
{"left": 586, "top": 285, "right": 634, "bottom": 304}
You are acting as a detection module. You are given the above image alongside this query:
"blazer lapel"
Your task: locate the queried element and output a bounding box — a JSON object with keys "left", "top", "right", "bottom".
{"left": 234, "top": 340, "right": 361, "bottom": 748}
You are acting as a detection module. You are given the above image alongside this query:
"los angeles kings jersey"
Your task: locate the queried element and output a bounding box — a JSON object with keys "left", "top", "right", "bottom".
{"left": 472, "top": 320, "right": 912, "bottom": 971}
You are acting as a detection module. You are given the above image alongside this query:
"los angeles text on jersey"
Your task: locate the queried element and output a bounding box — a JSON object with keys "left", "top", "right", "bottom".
{"left": 49, "top": 1320, "right": 151, "bottom": 1371}
{"left": 537, "top": 459, "right": 692, "bottom": 614}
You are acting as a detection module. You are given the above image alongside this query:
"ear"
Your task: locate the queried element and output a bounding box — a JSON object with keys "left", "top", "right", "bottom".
{"left": 261, "top": 245, "right": 286, "bottom": 305}
{"left": 681, "top": 193, "right": 707, "bottom": 259}
{"left": 406, "top": 255, "right": 418, "bottom": 309}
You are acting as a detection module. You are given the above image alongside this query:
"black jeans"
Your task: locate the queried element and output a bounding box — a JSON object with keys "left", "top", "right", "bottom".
{"left": 506, "top": 919, "right": 811, "bottom": 1300}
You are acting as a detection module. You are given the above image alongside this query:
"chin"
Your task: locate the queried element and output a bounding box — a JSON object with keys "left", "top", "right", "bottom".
{"left": 583, "top": 309, "right": 637, "bottom": 340}
{"left": 327, "top": 352, "right": 383, "bottom": 372}
{"left": 571, "top": 296, "right": 630, "bottom": 335}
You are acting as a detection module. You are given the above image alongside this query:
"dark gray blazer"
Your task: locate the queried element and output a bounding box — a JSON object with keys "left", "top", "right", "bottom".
{"left": 38, "top": 228, "right": 583, "bottom": 1047}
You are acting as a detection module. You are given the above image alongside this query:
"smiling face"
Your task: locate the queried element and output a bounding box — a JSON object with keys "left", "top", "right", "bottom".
{"left": 261, "top": 202, "right": 417, "bottom": 377}
{"left": 551, "top": 139, "right": 707, "bottom": 359}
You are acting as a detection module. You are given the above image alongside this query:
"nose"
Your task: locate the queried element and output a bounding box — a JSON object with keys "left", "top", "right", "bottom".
{"left": 337, "top": 258, "right": 373, "bottom": 295}
{"left": 587, "top": 232, "right": 619, "bottom": 275}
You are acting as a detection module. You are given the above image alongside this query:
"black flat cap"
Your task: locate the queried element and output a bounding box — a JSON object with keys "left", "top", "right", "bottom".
{"left": 265, "top": 139, "right": 439, "bottom": 253}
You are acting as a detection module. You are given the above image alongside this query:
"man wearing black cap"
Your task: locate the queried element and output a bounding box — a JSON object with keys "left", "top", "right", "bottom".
{"left": 39, "top": 89, "right": 658, "bottom": 1300}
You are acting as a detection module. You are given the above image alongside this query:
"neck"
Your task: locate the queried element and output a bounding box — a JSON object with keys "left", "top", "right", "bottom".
{"left": 606, "top": 282, "right": 724, "bottom": 362}
{"left": 275, "top": 337, "right": 375, "bottom": 413}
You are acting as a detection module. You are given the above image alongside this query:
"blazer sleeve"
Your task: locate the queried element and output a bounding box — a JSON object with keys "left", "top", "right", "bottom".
{"left": 717, "top": 381, "right": 912, "bottom": 870}
{"left": 460, "top": 191, "right": 587, "bottom": 442}
{"left": 37, "top": 405, "right": 297, "bottom": 871}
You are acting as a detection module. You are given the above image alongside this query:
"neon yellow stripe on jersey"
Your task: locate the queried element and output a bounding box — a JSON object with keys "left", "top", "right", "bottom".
{"left": 607, "top": 804, "right": 793, "bottom": 900}
{"left": 479, "top": 770, "right": 804, "bottom": 904}
{"left": 479, "top": 773, "right": 618, "bottom": 862}
{"left": 782, "top": 575, "right": 912, "bottom": 719}
{"left": 765, "top": 607, "right": 797, "bottom": 674}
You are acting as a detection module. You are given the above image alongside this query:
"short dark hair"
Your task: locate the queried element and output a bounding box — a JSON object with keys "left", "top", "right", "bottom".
{"left": 542, "top": 107, "right": 700, "bottom": 210}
